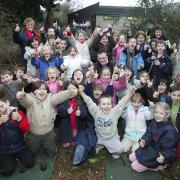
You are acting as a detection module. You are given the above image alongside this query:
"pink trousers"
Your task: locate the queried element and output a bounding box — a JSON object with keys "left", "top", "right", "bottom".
{"left": 129, "top": 152, "right": 164, "bottom": 172}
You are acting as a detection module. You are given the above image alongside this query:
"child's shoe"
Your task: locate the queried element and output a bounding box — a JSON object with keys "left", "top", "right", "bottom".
{"left": 95, "top": 144, "right": 104, "bottom": 154}
{"left": 112, "top": 153, "right": 120, "bottom": 159}
{"left": 40, "top": 161, "right": 47, "bottom": 171}
{"left": 62, "top": 141, "right": 74, "bottom": 149}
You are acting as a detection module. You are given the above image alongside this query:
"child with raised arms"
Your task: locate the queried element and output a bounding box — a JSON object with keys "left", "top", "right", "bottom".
{"left": 78, "top": 85, "right": 136, "bottom": 159}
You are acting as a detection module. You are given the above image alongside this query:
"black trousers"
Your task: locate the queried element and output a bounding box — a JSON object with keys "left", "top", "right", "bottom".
{"left": 0, "top": 147, "right": 34, "bottom": 176}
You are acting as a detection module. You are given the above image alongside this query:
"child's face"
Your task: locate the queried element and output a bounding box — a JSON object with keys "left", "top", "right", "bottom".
{"left": 26, "top": 22, "right": 34, "bottom": 31}
{"left": 113, "top": 33, "right": 118, "bottom": 42}
{"left": 131, "top": 100, "right": 142, "bottom": 111}
{"left": 137, "top": 35, "right": 145, "bottom": 45}
{"left": 170, "top": 90, "right": 180, "bottom": 104}
{"left": 151, "top": 41, "right": 157, "bottom": 51}
{"left": 47, "top": 28, "right": 55, "bottom": 38}
{"left": 118, "top": 35, "right": 125, "bottom": 45}
{"left": 101, "top": 69, "right": 111, "bottom": 80}
{"left": 47, "top": 69, "right": 57, "bottom": 81}
{"left": 69, "top": 47, "right": 77, "bottom": 57}
{"left": 99, "top": 97, "right": 112, "bottom": 114}
{"left": 155, "top": 106, "right": 168, "bottom": 122}
{"left": 31, "top": 39, "right": 39, "bottom": 48}
{"left": 155, "top": 30, "right": 162, "bottom": 39}
{"left": 1, "top": 74, "right": 13, "bottom": 85}
{"left": 57, "top": 40, "right": 67, "bottom": 50}
{"left": 34, "top": 84, "right": 48, "bottom": 101}
{"left": 175, "top": 74, "right": 180, "bottom": 84}
{"left": 100, "top": 36, "right": 108, "bottom": 46}
{"left": 157, "top": 43, "right": 166, "bottom": 54}
{"left": 158, "top": 83, "right": 167, "bottom": 94}
{"left": 42, "top": 46, "right": 51, "bottom": 57}
{"left": 93, "top": 89, "right": 103, "bottom": 99}
{"left": 77, "top": 33, "right": 85, "bottom": 43}
{"left": 124, "top": 69, "right": 133, "bottom": 79}
{"left": 16, "top": 69, "right": 24, "bottom": 80}
{"left": 0, "top": 100, "right": 10, "bottom": 115}
{"left": 140, "top": 72, "right": 149, "bottom": 81}
{"left": 128, "top": 38, "right": 137, "bottom": 50}
{"left": 73, "top": 71, "right": 83, "bottom": 84}
{"left": 67, "top": 84, "right": 78, "bottom": 93}
{"left": 97, "top": 53, "right": 108, "bottom": 65}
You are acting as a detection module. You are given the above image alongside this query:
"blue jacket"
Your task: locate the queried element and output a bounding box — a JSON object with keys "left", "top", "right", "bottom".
{"left": 0, "top": 112, "right": 26, "bottom": 155}
{"left": 31, "top": 56, "right": 63, "bottom": 80}
{"left": 119, "top": 48, "right": 144, "bottom": 77}
{"left": 135, "top": 118, "right": 178, "bottom": 168}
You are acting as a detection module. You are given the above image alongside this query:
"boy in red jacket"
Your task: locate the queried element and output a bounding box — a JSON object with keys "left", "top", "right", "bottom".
{"left": 0, "top": 98, "right": 34, "bottom": 176}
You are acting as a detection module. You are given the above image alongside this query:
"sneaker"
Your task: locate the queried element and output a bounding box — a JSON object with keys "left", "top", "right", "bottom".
{"left": 95, "top": 144, "right": 104, "bottom": 154}
{"left": 17, "top": 162, "right": 26, "bottom": 173}
{"left": 40, "top": 161, "right": 47, "bottom": 171}
{"left": 62, "top": 141, "right": 74, "bottom": 149}
{"left": 72, "top": 145, "right": 85, "bottom": 165}
{"left": 112, "top": 153, "right": 120, "bottom": 159}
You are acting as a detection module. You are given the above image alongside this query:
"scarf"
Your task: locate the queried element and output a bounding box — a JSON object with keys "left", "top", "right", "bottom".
{"left": 68, "top": 98, "right": 77, "bottom": 132}
{"left": 25, "top": 28, "right": 40, "bottom": 42}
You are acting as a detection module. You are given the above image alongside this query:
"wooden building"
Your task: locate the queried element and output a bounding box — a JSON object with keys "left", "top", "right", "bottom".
{"left": 68, "top": 3, "right": 136, "bottom": 33}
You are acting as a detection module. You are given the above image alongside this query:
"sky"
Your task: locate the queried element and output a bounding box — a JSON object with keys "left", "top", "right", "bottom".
{"left": 77, "top": 0, "right": 180, "bottom": 9}
{"left": 81, "top": 0, "right": 137, "bottom": 8}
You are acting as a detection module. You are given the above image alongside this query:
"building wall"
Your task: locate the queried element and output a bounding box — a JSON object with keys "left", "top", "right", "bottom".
{"left": 96, "top": 15, "right": 131, "bottom": 33}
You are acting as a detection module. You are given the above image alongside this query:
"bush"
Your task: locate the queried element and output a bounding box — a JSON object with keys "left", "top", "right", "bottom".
{"left": 0, "top": 3, "right": 19, "bottom": 71}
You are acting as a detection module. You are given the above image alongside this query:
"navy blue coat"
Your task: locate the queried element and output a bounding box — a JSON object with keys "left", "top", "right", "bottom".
{"left": 148, "top": 54, "right": 172, "bottom": 90}
{"left": 135, "top": 118, "right": 178, "bottom": 168}
{"left": 13, "top": 31, "right": 38, "bottom": 67}
{"left": 57, "top": 100, "right": 88, "bottom": 143}
{"left": 0, "top": 114, "right": 26, "bottom": 155}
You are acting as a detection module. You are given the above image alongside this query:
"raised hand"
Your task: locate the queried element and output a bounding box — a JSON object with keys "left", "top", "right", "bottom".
{"left": 16, "top": 88, "right": 26, "bottom": 100}
{"left": 12, "top": 109, "right": 22, "bottom": 122}
{"left": 78, "top": 85, "right": 85, "bottom": 94}
{"left": 60, "top": 64, "right": 67, "bottom": 71}
{"left": 66, "top": 25, "right": 71, "bottom": 32}
{"left": 153, "top": 91, "right": 159, "bottom": 98}
{"left": 94, "top": 70, "right": 98, "bottom": 79}
{"left": 40, "top": 25, "right": 45, "bottom": 32}
{"left": 15, "top": 24, "right": 20, "bottom": 32}
{"left": 130, "top": 85, "right": 137, "bottom": 95}
{"left": 154, "top": 59, "right": 160, "bottom": 66}
{"left": 67, "top": 104, "right": 73, "bottom": 114}
{"left": 59, "top": 80, "right": 63, "bottom": 87}
{"left": 76, "top": 107, "right": 81, "bottom": 116}
{"left": 0, "top": 114, "right": 9, "bottom": 124}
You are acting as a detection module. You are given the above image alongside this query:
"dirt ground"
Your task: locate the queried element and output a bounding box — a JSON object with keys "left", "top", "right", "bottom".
{"left": 51, "top": 145, "right": 105, "bottom": 180}
{"left": 51, "top": 123, "right": 180, "bottom": 180}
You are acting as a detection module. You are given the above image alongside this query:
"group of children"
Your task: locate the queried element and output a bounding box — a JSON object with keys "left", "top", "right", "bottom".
{"left": 0, "top": 17, "right": 179, "bottom": 176}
